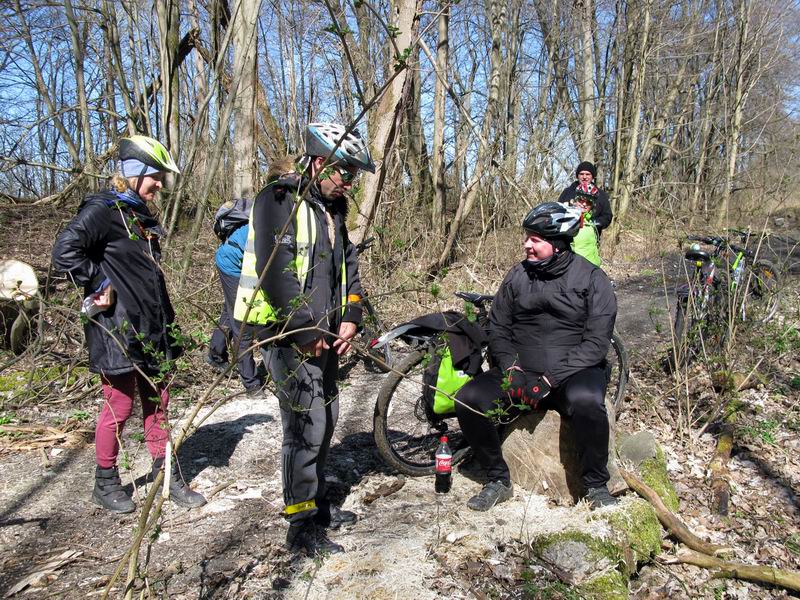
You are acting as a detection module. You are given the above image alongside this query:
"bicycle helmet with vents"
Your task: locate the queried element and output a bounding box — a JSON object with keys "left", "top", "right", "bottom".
{"left": 119, "top": 135, "right": 180, "bottom": 174}
{"left": 522, "top": 202, "right": 582, "bottom": 239}
{"left": 305, "top": 122, "right": 375, "bottom": 173}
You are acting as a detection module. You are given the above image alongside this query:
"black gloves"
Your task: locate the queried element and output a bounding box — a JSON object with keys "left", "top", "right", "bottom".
{"left": 505, "top": 368, "right": 527, "bottom": 400}
{"left": 505, "top": 368, "right": 551, "bottom": 407}
{"left": 524, "top": 374, "right": 551, "bottom": 406}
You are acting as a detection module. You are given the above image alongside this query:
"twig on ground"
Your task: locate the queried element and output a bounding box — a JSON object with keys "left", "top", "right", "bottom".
{"left": 620, "top": 469, "right": 731, "bottom": 556}
{"left": 667, "top": 548, "right": 800, "bottom": 593}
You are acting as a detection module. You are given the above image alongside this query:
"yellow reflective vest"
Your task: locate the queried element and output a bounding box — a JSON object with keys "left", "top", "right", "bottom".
{"left": 233, "top": 197, "right": 348, "bottom": 325}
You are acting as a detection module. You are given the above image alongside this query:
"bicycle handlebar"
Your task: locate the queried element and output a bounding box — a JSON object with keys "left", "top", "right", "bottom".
{"left": 686, "top": 234, "right": 725, "bottom": 246}
{"left": 355, "top": 236, "right": 375, "bottom": 254}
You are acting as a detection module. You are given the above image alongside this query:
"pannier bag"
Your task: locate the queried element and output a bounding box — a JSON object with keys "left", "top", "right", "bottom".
{"left": 423, "top": 344, "right": 472, "bottom": 416}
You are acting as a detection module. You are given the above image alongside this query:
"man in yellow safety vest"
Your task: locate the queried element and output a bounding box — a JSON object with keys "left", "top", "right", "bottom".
{"left": 234, "top": 122, "right": 374, "bottom": 556}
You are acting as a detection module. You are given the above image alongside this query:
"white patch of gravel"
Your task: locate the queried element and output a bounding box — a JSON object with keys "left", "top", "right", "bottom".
{"left": 287, "top": 474, "right": 615, "bottom": 599}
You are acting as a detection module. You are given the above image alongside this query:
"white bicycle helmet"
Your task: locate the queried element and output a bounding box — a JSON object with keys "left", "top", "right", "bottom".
{"left": 522, "top": 202, "right": 582, "bottom": 239}
{"left": 119, "top": 135, "right": 180, "bottom": 174}
{"left": 305, "top": 122, "right": 375, "bottom": 173}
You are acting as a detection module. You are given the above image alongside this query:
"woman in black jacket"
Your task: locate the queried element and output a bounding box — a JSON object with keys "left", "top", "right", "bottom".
{"left": 455, "top": 202, "right": 618, "bottom": 512}
{"left": 52, "top": 136, "right": 205, "bottom": 513}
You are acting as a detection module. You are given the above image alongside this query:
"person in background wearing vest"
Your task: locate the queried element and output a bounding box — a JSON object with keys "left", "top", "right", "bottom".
{"left": 558, "top": 161, "right": 613, "bottom": 235}
{"left": 233, "top": 123, "right": 374, "bottom": 555}
{"left": 52, "top": 136, "right": 206, "bottom": 514}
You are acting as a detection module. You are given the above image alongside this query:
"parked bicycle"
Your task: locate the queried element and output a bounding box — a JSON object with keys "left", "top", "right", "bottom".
{"left": 371, "top": 291, "right": 629, "bottom": 476}
{"left": 672, "top": 230, "right": 780, "bottom": 367}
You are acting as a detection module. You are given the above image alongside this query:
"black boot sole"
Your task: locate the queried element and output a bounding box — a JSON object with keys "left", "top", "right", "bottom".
{"left": 91, "top": 491, "right": 135, "bottom": 514}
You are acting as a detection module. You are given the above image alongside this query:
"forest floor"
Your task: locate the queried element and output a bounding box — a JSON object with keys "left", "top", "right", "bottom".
{"left": 0, "top": 204, "right": 799, "bottom": 598}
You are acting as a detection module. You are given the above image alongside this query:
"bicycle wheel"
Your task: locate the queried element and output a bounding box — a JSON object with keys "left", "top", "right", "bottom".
{"left": 609, "top": 333, "right": 629, "bottom": 415}
{"left": 741, "top": 259, "right": 780, "bottom": 323}
{"left": 373, "top": 348, "right": 469, "bottom": 476}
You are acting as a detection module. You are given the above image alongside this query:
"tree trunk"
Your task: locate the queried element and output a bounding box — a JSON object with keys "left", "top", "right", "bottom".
{"left": 232, "top": 0, "right": 262, "bottom": 199}
{"left": 576, "top": 0, "right": 596, "bottom": 161}
{"left": 352, "top": 0, "right": 421, "bottom": 245}
{"left": 611, "top": 0, "right": 652, "bottom": 237}
{"left": 64, "top": 0, "right": 96, "bottom": 191}
{"left": 431, "top": 2, "right": 449, "bottom": 234}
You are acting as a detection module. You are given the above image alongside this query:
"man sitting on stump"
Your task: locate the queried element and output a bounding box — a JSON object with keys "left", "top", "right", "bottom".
{"left": 455, "top": 202, "right": 619, "bottom": 511}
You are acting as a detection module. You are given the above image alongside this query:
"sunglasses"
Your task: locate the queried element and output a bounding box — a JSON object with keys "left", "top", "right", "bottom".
{"left": 331, "top": 165, "right": 360, "bottom": 183}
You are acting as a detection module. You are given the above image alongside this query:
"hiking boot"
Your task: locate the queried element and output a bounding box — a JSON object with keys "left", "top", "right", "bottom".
{"left": 466, "top": 480, "right": 513, "bottom": 512}
{"left": 457, "top": 459, "right": 491, "bottom": 484}
{"left": 314, "top": 504, "right": 357, "bottom": 530}
{"left": 584, "top": 485, "right": 618, "bottom": 510}
{"left": 92, "top": 465, "right": 135, "bottom": 514}
{"left": 285, "top": 520, "right": 344, "bottom": 556}
{"left": 206, "top": 356, "right": 229, "bottom": 374}
{"left": 151, "top": 457, "right": 207, "bottom": 509}
{"left": 245, "top": 386, "right": 267, "bottom": 400}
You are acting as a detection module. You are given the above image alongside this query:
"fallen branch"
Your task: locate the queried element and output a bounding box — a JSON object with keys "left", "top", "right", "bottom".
{"left": 620, "top": 469, "right": 731, "bottom": 556}
{"left": 670, "top": 548, "right": 800, "bottom": 593}
{"left": 708, "top": 420, "right": 734, "bottom": 516}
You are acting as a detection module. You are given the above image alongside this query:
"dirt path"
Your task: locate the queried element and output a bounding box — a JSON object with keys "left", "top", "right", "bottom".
{"left": 0, "top": 257, "right": 796, "bottom": 598}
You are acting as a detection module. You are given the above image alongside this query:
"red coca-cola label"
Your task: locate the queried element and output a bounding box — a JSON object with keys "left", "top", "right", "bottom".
{"left": 435, "top": 454, "right": 452, "bottom": 473}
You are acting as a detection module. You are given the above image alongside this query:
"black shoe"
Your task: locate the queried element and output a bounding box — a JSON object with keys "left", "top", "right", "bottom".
{"left": 245, "top": 386, "right": 267, "bottom": 400}
{"left": 457, "top": 459, "right": 491, "bottom": 484}
{"left": 314, "top": 504, "right": 357, "bottom": 530}
{"left": 467, "top": 480, "right": 513, "bottom": 512}
{"left": 151, "top": 457, "right": 207, "bottom": 509}
{"left": 584, "top": 485, "right": 618, "bottom": 510}
{"left": 92, "top": 466, "right": 135, "bottom": 514}
{"left": 206, "top": 356, "right": 229, "bottom": 374}
{"left": 285, "top": 520, "right": 344, "bottom": 556}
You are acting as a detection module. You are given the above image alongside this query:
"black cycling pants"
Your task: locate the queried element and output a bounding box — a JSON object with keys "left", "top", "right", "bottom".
{"left": 455, "top": 365, "right": 610, "bottom": 489}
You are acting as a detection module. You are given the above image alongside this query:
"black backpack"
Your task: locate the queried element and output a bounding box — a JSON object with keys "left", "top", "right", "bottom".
{"left": 213, "top": 198, "right": 253, "bottom": 241}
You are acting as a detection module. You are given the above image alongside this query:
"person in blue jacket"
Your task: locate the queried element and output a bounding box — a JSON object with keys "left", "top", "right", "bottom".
{"left": 207, "top": 220, "right": 265, "bottom": 397}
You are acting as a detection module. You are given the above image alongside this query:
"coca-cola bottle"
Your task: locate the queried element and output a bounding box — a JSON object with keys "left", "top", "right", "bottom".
{"left": 435, "top": 436, "right": 452, "bottom": 494}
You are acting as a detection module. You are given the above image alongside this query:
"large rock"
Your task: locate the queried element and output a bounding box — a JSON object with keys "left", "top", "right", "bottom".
{"left": 618, "top": 431, "right": 680, "bottom": 511}
{"left": 531, "top": 498, "right": 663, "bottom": 599}
{"left": 501, "top": 398, "right": 626, "bottom": 503}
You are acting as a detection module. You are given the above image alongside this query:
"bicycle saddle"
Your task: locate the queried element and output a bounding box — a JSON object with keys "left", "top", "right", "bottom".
{"left": 684, "top": 249, "right": 711, "bottom": 263}
{"left": 454, "top": 291, "right": 494, "bottom": 305}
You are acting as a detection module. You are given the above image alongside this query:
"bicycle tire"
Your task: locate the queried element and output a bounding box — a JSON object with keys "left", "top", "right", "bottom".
{"left": 373, "top": 348, "right": 469, "bottom": 476}
{"left": 742, "top": 259, "right": 780, "bottom": 323}
{"left": 609, "top": 333, "right": 629, "bottom": 415}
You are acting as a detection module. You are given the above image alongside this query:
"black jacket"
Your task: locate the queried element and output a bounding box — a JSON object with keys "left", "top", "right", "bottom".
{"left": 252, "top": 177, "right": 364, "bottom": 346}
{"left": 558, "top": 182, "right": 613, "bottom": 231}
{"left": 52, "top": 192, "right": 182, "bottom": 375}
{"left": 489, "top": 252, "right": 616, "bottom": 386}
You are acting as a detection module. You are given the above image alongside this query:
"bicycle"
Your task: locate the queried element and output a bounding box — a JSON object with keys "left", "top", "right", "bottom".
{"left": 372, "top": 291, "right": 629, "bottom": 476}
{"left": 672, "top": 230, "right": 780, "bottom": 367}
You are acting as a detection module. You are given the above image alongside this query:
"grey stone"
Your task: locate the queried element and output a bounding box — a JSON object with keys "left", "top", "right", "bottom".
{"left": 618, "top": 431, "right": 658, "bottom": 467}
{"left": 538, "top": 539, "right": 615, "bottom": 585}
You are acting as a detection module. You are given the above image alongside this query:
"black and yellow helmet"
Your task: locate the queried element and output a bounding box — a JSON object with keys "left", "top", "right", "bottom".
{"left": 119, "top": 135, "right": 180, "bottom": 175}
